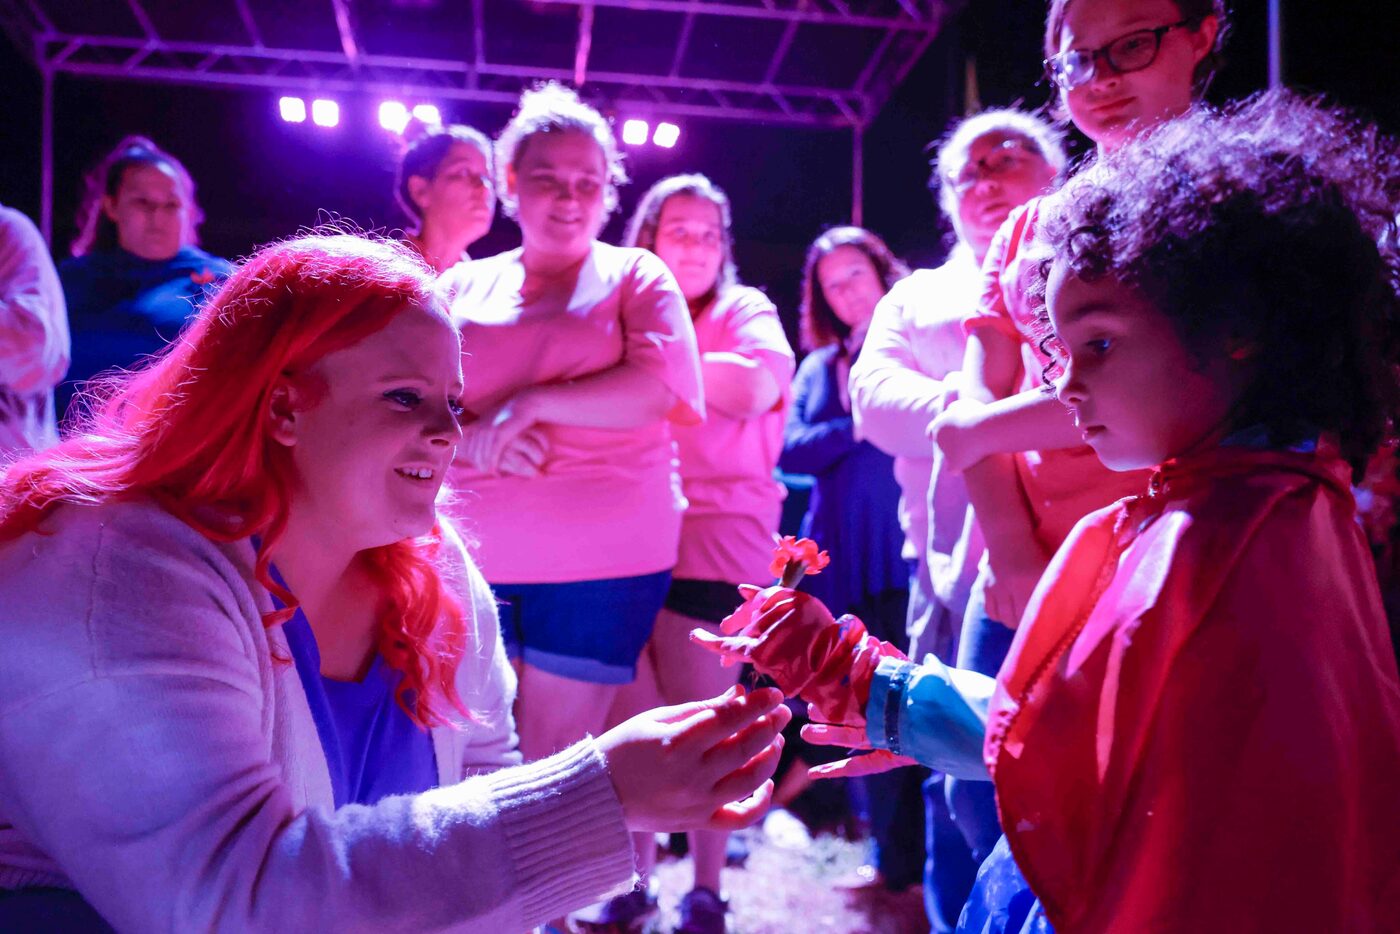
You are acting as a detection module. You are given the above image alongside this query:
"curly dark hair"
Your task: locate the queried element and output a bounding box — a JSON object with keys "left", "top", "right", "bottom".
{"left": 799, "top": 226, "right": 910, "bottom": 351}
{"left": 1032, "top": 90, "right": 1400, "bottom": 477}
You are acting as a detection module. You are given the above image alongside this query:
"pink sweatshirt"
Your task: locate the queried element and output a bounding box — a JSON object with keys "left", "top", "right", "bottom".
{"left": 0, "top": 499, "right": 635, "bottom": 931}
{"left": 850, "top": 247, "right": 985, "bottom": 623}
{"left": 0, "top": 205, "right": 69, "bottom": 457}
{"left": 438, "top": 243, "right": 704, "bottom": 584}
{"left": 671, "top": 286, "right": 794, "bottom": 583}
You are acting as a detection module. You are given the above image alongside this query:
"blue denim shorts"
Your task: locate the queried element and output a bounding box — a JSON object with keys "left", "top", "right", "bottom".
{"left": 493, "top": 570, "right": 672, "bottom": 684}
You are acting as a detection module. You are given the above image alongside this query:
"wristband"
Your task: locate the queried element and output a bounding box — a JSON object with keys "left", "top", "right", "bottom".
{"left": 883, "top": 661, "right": 914, "bottom": 756}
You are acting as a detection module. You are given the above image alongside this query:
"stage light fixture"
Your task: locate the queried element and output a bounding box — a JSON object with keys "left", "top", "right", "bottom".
{"left": 652, "top": 122, "right": 680, "bottom": 149}
{"left": 621, "top": 119, "right": 649, "bottom": 146}
{"left": 412, "top": 103, "right": 441, "bottom": 125}
{"left": 311, "top": 99, "right": 340, "bottom": 128}
{"left": 379, "top": 101, "right": 410, "bottom": 133}
{"left": 279, "top": 96, "right": 307, "bottom": 123}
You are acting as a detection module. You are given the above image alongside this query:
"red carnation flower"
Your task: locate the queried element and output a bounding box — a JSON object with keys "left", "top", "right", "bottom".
{"left": 769, "top": 536, "right": 830, "bottom": 588}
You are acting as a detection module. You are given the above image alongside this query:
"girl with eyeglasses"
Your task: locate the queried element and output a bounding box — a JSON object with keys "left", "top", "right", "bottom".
{"left": 395, "top": 121, "right": 497, "bottom": 276}
{"left": 924, "top": 0, "right": 1222, "bottom": 900}
{"left": 936, "top": 0, "right": 1225, "bottom": 644}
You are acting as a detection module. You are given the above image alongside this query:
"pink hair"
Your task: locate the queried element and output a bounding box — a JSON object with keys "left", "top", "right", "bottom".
{"left": 0, "top": 234, "right": 471, "bottom": 728}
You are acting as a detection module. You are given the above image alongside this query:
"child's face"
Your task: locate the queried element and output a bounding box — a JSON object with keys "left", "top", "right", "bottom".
{"left": 1056, "top": 0, "right": 1216, "bottom": 151}
{"left": 1046, "top": 261, "right": 1238, "bottom": 471}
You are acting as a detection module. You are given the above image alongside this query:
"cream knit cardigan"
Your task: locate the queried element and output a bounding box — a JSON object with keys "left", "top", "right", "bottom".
{"left": 0, "top": 498, "right": 634, "bottom": 931}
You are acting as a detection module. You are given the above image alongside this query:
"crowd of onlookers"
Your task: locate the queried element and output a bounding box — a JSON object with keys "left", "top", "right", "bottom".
{"left": 2, "top": 0, "right": 1399, "bottom": 929}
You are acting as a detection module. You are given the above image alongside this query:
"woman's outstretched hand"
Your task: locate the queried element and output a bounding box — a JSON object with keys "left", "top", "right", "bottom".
{"left": 598, "top": 685, "right": 791, "bottom": 833}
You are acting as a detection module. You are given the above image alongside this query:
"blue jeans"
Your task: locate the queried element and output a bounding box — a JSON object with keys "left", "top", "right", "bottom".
{"left": 923, "top": 772, "right": 978, "bottom": 932}
{"left": 945, "top": 575, "right": 1015, "bottom": 864}
{"left": 917, "top": 597, "right": 980, "bottom": 931}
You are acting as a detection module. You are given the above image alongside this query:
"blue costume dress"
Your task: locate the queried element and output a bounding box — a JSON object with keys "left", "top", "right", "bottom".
{"left": 864, "top": 656, "right": 1048, "bottom": 933}
{"left": 57, "top": 246, "right": 231, "bottom": 418}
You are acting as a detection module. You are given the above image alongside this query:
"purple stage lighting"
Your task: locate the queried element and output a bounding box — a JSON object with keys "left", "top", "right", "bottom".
{"left": 621, "top": 119, "right": 649, "bottom": 146}
{"left": 412, "top": 103, "right": 441, "bottom": 125}
{"left": 379, "top": 101, "right": 410, "bottom": 133}
{"left": 652, "top": 122, "right": 680, "bottom": 149}
{"left": 279, "top": 96, "right": 307, "bottom": 123}
{"left": 311, "top": 99, "right": 340, "bottom": 128}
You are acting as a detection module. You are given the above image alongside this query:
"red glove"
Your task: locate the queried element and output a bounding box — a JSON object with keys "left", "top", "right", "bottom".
{"left": 800, "top": 720, "right": 919, "bottom": 779}
{"left": 690, "top": 586, "right": 908, "bottom": 729}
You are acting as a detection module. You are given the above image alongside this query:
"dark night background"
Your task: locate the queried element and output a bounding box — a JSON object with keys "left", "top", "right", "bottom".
{"left": 1, "top": 1, "right": 1395, "bottom": 342}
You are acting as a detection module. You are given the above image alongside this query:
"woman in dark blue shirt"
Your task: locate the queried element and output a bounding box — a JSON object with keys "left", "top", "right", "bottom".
{"left": 779, "top": 226, "right": 922, "bottom": 891}
{"left": 781, "top": 226, "right": 911, "bottom": 628}
{"left": 57, "top": 136, "right": 231, "bottom": 420}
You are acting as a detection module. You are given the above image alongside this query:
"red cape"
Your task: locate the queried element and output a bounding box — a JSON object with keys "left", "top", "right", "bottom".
{"left": 985, "top": 447, "right": 1400, "bottom": 932}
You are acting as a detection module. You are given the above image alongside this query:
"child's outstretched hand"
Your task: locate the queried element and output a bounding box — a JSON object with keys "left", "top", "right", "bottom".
{"left": 691, "top": 586, "right": 907, "bottom": 729}
{"left": 800, "top": 716, "right": 919, "bottom": 779}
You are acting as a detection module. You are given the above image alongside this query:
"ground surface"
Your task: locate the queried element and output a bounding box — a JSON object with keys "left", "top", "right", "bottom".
{"left": 600, "top": 818, "right": 931, "bottom": 934}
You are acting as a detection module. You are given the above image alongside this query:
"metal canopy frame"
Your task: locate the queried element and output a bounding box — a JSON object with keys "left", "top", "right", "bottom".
{"left": 3, "top": 0, "right": 951, "bottom": 239}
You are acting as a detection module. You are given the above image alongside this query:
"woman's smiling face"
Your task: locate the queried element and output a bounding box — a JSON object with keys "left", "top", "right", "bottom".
{"left": 274, "top": 303, "right": 465, "bottom": 549}
{"left": 508, "top": 130, "right": 609, "bottom": 263}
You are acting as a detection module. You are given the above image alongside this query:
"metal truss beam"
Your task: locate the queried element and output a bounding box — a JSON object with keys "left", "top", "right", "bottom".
{"left": 532, "top": 0, "right": 941, "bottom": 32}
{"left": 34, "top": 32, "right": 870, "bottom": 127}
{"left": 14, "top": 0, "right": 950, "bottom": 131}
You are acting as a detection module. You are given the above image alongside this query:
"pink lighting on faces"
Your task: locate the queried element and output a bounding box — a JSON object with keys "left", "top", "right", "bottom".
{"left": 379, "top": 101, "right": 410, "bottom": 133}
{"left": 652, "top": 122, "right": 680, "bottom": 148}
{"left": 622, "top": 119, "right": 649, "bottom": 146}
{"left": 279, "top": 96, "right": 307, "bottom": 123}
{"left": 412, "top": 103, "right": 442, "bottom": 124}
{"left": 311, "top": 99, "right": 340, "bottom": 128}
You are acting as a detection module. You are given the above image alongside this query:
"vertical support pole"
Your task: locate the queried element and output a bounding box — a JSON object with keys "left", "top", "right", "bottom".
{"left": 852, "top": 124, "right": 864, "bottom": 227}
{"left": 41, "top": 65, "right": 54, "bottom": 247}
{"left": 574, "top": 2, "right": 594, "bottom": 88}
{"left": 1267, "top": 0, "right": 1283, "bottom": 89}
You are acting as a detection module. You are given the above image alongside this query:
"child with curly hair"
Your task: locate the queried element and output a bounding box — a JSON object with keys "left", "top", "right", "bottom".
{"left": 697, "top": 91, "right": 1400, "bottom": 932}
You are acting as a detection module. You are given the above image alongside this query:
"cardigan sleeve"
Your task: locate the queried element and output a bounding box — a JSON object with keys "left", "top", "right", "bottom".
{"left": 0, "top": 504, "right": 632, "bottom": 933}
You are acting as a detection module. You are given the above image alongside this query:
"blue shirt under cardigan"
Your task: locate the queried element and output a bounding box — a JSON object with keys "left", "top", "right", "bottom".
{"left": 268, "top": 566, "right": 438, "bottom": 808}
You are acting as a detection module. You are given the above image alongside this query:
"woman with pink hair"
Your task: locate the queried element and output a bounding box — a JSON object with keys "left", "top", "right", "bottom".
{"left": 0, "top": 232, "right": 784, "bottom": 931}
